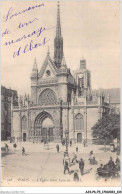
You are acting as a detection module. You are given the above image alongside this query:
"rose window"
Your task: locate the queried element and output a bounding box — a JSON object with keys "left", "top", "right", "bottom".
{"left": 39, "top": 89, "right": 57, "bottom": 106}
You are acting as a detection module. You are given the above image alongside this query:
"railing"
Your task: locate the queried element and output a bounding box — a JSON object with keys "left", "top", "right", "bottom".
{"left": 13, "top": 106, "right": 19, "bottom": 109}
{"left": 38, "top": 78, "right": 58, "bottom": 84}
{"left": 62, "top": 102, "right": 69, "bottom": 105}
{"left": 29, "top": 102, "right": 60, "bottom": 107}
{"left": 74, "top": 102, "right": 84, "bottom": 105}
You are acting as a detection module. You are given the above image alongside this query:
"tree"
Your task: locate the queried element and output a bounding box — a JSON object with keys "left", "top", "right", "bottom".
{"left": 92, "top": 114, "right": 120, "bottom": 152}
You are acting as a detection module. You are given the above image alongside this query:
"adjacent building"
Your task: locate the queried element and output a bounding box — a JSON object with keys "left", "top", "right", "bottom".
{"left": 1, "top": 86, "right": 18, "bottom": 140}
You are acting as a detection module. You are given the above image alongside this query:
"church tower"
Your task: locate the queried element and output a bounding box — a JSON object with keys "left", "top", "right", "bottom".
{"left": 54, "top": 1, "right": 63, "bottom": 68}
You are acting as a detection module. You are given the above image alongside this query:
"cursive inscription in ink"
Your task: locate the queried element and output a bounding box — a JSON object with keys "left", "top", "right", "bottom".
{"left": 2, "top": 3, "right": 53, "bottom": 58}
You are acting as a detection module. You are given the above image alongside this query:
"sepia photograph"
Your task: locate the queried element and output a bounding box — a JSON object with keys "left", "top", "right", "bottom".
{"left": 1, "top": 0, "right": 120, "bottom": 188}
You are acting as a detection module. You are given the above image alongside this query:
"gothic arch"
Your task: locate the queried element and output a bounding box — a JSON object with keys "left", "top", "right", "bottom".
{"left": 75, "top": 113, "right": 84, "bottom": 131}
{"left": 21, "top": 115, "right": 27, "bottom": 131}
{"left": 34, "top": 111, "right": 55, "bottom": 140}
{"left": 38, "top": 88, "right": 58, "bottom": 106}
{"left": 34, "top": 111, "right": 54, "bottom": 128}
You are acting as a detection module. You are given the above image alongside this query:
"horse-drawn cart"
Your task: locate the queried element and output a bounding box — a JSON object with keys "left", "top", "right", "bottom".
{"left": 96, "top": 166, "right": 119, "bottom": 179}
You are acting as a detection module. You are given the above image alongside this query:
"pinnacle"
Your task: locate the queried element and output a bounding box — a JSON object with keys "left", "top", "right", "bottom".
{"left": 33, "top": 58, "right": 38, "bottom": 71}
{"left": 61, "top": 54, "right": 67, "bottom": 67}
{"left": 47, "top": 46, "right": 50, "bottom": 56}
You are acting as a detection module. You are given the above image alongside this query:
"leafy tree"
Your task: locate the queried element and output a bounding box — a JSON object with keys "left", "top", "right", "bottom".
{"left": 92, "top": 114, "right": 120, "bottom": 152}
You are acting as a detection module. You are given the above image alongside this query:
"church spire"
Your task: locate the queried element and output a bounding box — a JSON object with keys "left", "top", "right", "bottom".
{"left": 56, "top": 1, "right": 61, "bottom": 37}
{"left": 54, "top": 1, "right": 63, "bottom": 68}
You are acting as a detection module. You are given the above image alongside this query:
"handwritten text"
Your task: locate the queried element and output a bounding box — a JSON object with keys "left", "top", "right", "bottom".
{"left": 3, "top": 4, "right": 44, "bottom": 22}
{"left": 13, "top": 37, "right": 50, "bottom": 58}
{"left": 17, "top": 18, "right": 39, "bottom": 29}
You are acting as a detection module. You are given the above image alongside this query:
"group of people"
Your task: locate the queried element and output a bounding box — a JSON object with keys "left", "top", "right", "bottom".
{"left": 63, "top": 150, "right": 121, "bottom": 181}
{"left": 13, "top": 143, "right": 25, "bottom": 155}
{"left": 63, "top": 151, "right": 85, "bottom": 181}
{"left": 4, "top": 143, "right": 25, "bottom": 156}
{"left": 98, "top": 156, "right": 120, "bottom": 172}
{"left": 97, "top": 156, "right": 120, "bottom": 178}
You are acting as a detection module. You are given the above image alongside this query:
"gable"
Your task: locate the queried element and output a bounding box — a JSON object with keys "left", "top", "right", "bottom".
{"left": 42, "top": 63, "right": 56, "bottom": 79}
{"left": 38, "top": 55, "right": 57, "bottom": 80}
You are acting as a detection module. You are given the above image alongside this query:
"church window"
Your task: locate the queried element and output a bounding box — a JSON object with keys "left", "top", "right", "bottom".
{"left": 75, "top": 113, "right": 84, "bottom": 131}
{"left": 39, "top": 89, "right": 57, "bottom": 106}
{"left": 22, "top": 116, "right": 27, "bottom": 131}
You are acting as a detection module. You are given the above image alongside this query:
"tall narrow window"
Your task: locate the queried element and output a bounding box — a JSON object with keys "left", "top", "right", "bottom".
{"left": 22, "top": 116, "right": 27, "bottom": 131}
{"left": 75, "top": 113, "right": 84, "bottom": 131}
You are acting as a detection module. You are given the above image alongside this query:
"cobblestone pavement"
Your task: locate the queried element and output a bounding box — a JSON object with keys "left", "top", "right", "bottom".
{"left": 1, "top": 141, "right": 120, "bottom": 187}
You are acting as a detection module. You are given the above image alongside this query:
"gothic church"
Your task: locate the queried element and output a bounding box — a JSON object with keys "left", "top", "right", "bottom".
{"left": 12, "top": 2, "right": 110, "bottom": 143}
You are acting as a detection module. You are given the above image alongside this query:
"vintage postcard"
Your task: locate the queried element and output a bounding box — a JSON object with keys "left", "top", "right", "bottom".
{"left": 1, "top": 0, "right": 120, "bottom": 188}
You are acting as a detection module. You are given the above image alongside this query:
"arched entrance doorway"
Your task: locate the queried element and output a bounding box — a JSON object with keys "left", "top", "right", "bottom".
{"left": 34, "top": 111, "right": 54, "bottom": 142}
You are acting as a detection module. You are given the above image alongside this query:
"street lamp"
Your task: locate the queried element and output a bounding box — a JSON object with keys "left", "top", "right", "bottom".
{"left": 84, "top": 108, "right": 87, "bottom": 143}
{"left": 65, "top": 130, "right": 69, "bottom": 154}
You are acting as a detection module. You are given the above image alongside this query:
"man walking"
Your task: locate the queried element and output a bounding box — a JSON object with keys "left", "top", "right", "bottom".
{"left": 56, "top": 144, "right": 59, "bottom": 153}
{"left": 22, "top": 147, "right": 25, "bottom": 156}
{"left": 64, "top": 160, "right": 69, "bottom": 174}
{"left": 83, "top": 140, "right": 86, "bottom": 147}
{"left": 13, "top": 143, "right": 17, "bottom": 151}
{"left": 79, "top": 158, "right": 84, "bottom": 175}
{"left": 5, "top": 143, "right": 8, "bottom": 152}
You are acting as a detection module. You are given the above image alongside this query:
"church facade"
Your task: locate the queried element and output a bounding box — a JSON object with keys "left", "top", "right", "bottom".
{"left": 11, "top": 2, "right": 110, "bottom": 143}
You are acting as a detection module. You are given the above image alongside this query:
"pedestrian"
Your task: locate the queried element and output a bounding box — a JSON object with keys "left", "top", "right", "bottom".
{"left": 108, "top": 157, "right": 115, "bottom": 169}
{"left": 98, "top": 164, "right": 104, "bottom": 171}
{"left": 76, "top": 147, "right": 78, "bottom": 152}
{"left": 73, "top": 171, "right": 79, "bottom": 181}
{"left": 89, "top": 151, "right": 94, "bottom": 164}
{"left": 63, "top": 152, "right": 70, "bottom": 164}
{"left": 115, "top": 156, "right": 120, "bottom": 165}
{"left": 22, "top": 147, "right": 25, "bottom": 156}
{"left": 83, "top": 140, "right": 86, "bottom": 147}
{"left": 13, "top": 143, "right": 17, "bottom": 151}
{"left": 62, "top": 139, "right": 65, "bottom": 146}
{"left": 64, "top": 159, "right": 69, "bottom": 174}
{"left": 70, "top": 140, "right": 72, "bottom": 147}
{"left": 79, "top": 158, "right": 85, "bottom": 175}
{"left": 115, "top": 156, "right": 120, "bottom": 173}
{"left": 90, "top": 151, "right": 93, "bottom": 156}
{"left": 92, "top": 156, "right": 97, "bottom": 165}
{"left": 71, "top": 153, "right": 77, "bottom": 163}
{"left": 5, "top": 143, "right": 8, "bottom": 152}
{"left": 56, "top": 144, "right": 59, "bottom": 153}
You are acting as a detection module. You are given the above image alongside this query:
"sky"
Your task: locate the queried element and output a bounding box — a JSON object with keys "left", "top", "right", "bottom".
{"left": 1, "top": 1, "right": 120, "bottom": 96}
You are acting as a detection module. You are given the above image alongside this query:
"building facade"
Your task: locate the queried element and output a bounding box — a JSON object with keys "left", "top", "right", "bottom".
{"left": 11, "top": 2, "right": 110, "bottom": 143}
{"left": 1, "top": 86, "right": 18, "bottom": 140}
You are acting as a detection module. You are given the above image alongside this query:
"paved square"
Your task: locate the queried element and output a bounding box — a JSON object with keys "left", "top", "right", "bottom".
{"left": 1, "top": 141, "right": 120, "bottom": 187}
